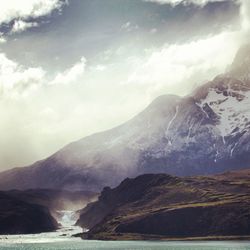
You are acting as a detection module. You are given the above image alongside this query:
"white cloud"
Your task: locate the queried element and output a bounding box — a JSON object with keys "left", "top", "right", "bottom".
{"left": 121, "top": 22, "right": 139, "bottom": 32}
{"left": 144, "top": 0, "right": 228, "bottom": 6}
{"left": 121, "top": 22, "right": 131, "bottom": 30}
{"left": 50, "top": 57, "right": 86, "bottom": 85}
{"left": 0, "top": 53, "right": 45, "bottom": 98}
{"left": 11, "top": 20, "right": 38, "bottom": 33}
{"left": 0, "top": 53, "right": 90, "bottom": 169}
{"left": 0, "top": 54, "right": 88, "bottom": 98}
{"left": 124, "top": 31, "right": 240, "bottom": 97}
{"left": 0, "top": 0, "right": 66, "bottom": 37}
{"left": 124, "top": 0, "right": 249, "bottom": 97}
{"left": 93, "top": 65, "right": 107, "bottom": 71}
{"left": 240, "top": 0, "right": 250, "bottom": 32}
{"left": 0, "top": 0, "right": 65, "bottom": 25}
{"left": 0, "top": 33, "right": 6, "bottom": 43}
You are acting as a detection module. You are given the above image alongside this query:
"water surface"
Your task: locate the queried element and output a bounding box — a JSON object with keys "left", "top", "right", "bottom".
{"left": 0, "top": 210, "right": 249, "bottom": 249}
{"left": 0, "top": 240, "right": 249, "bottom": 250}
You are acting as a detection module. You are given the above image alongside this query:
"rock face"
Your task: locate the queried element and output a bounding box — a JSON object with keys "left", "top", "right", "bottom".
{"left": 0, "top": 191, "right": 58, "bottom": 234}
{"left": 78, "top": 170, "right": 250, "bottom": 240}
{"left": 0, "top": 47, "right": 250, "bottom": 191}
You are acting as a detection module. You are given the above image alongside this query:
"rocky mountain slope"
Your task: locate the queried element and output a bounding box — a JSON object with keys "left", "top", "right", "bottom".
{"left": 78, "top": 169, "right": 250, "bottom": 240}
{"left": 0, "top": 46, "right": 250, "bottom": 191}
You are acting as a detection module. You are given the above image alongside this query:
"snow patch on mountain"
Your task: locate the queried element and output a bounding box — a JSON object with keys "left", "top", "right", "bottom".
{"left": 165, "top": 105, "right": 179, "bottom": 146}
{"left": 199, "top": 88, "right": 250, "bottom": 137}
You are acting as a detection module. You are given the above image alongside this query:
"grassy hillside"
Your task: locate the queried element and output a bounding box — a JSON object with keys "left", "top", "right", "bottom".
{"left": 78, "top": 170, "right": 250, "bottom": 240}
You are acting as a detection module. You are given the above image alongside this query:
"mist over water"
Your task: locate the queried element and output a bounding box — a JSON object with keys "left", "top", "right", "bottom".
{"left": 58, "top": 210, "right": 78, "bottom": 227}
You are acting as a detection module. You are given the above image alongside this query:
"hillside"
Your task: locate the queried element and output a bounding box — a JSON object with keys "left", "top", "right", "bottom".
{"left": 78, "top": 169, "right": 250, "bottom": 240}
{"left": 0, "top": 191, "right": 58, "bottom": 234}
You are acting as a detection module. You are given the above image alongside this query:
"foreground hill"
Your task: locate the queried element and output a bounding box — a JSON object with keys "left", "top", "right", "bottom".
{"left": 0, "top": 191, "right": 58, "bottom": 234}
{"left": 78, "top": 169, "right": 250, "bottom": 240}
{"left": 0, "top": 46, "right": 250, "bottom": 191}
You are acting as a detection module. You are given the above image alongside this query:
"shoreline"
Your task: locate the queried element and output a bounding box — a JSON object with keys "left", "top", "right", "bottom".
{"left": 80, "top": 232, "right": 250, "bottom": 241}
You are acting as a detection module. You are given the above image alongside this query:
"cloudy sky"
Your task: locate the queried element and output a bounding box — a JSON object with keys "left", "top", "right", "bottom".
{"left": 0, "top": 0, "right": 249, "bottom": 170}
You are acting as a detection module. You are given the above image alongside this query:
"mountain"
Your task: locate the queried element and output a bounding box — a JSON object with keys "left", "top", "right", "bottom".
{"left": 78, "top": 169, "right": 250, "bottom": 240}
{"left": 0, "top": 46, "right": 250, "bottom": 191}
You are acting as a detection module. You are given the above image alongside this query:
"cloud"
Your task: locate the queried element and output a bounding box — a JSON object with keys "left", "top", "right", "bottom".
{"left": 125, "top": 0, "right": 249, "bottom": 97}
{"left": 144, "top": 0, "right": 228, "bottom": 6}
{"left": 0, "top": 54, "right": 89, "bottom": 169}
{"left": 240, "top": 0, "right": 250, "bottom": 32}
{"left": 11, "top": 20, "right": 38, "bottom": 33}
{"left": 0, "top": 0, "right": 65, "bottom": 25}
{"left": 0, "top": 38, "right": 6, "bottom": 43}
{"left": 124, "top": 32, "right": 239, "bottom": 97}
{"left": 0, "top": 0, "right": 67, "bottom": 36}
{"left": 0, "top": 33, "right": 6, "bottom": 43}
{"left": 50, "top": 57, "right": 86, "bottom": 85}
{"left": 0, "top": 54, "right": 88, "bottom": 99}
{"left": 121, "top": 22, "right": 139, "bottom": 32}
{"left": 0, "top": 53, "right": 45, "bottom": 98}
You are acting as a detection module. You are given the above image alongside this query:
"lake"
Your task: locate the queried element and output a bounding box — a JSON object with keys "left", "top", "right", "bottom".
{"left": 0, "top": 240, "right": 249, "bottom": 250}
{"left": 0, "top": 211, "right": 249, "bottom": 250}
